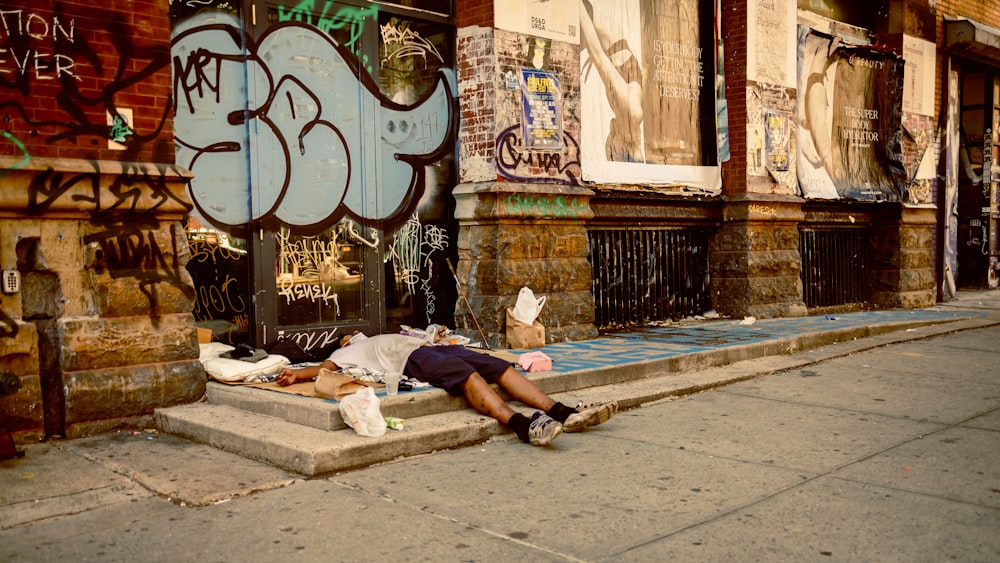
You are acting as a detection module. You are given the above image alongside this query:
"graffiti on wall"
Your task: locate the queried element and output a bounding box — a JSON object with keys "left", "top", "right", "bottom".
{"left": 171, "top": 7, "right": 460, "bottom": 330}
{"left": 275, "top": 326, "right": 343, "bottom": 355}
{"left": 500, "top": 192, "right": 587, "bottom": 219}
{"left": 26, "top": 161, "right": 191, "bottom": 216}
{"left": 83, "top": 220, "right": 195, "bottom": 316}
{"left": 171, "top": 13, "right": 455, "bottom": 233}
{"left": 187, "top": 237, "right": 249, "bottom": 330}
{"left": 0, "top": 310, "right": 15, "bottom": 337}
{"left": 0, "top": 5, "right": 192, "bottom": 344}
{"left": 380, "top": 17, "right": 444, "bottom": 67}
{"left": 387, "top": 214, "right": 451, "bottom": 323}
{"left": 276, "top": 1, "right": 376, "bottom": 52}
{"left": 275, "top": 228, "right": 348, "bottom": 310}
{"left": 1, "top": 130, "right": 30, "bottom": 172}
{"left": 497, "top": 124, "right": 582, "bottom": 184}
{"left": 0, "top": 7, "right": 172, "bottom": 158}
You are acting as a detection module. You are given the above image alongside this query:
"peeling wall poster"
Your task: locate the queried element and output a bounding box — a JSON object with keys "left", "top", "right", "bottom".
{"left": 520, "top": 68, "right": 564, "bottom": 150}
{"left": 747, "top": 0, "right": 796, "bottom": 88}
{"left": 902, "top": 35, "right": 936, "bottom": 117}
{"left": 579, "top": 0, "right": 720, "bottom": 191}
{"left": 797, "top": 28, "right": 906, "bottom": 201}
{"left": 765, "top": 111, "right": 790, "bottom": 172}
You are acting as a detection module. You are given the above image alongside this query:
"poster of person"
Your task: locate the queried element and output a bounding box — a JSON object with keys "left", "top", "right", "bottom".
{"left": 797, "top": 28, "right": 906, "bottom": 200}
{"left": 579, "top": 0, "right": 720, "bottom": 191}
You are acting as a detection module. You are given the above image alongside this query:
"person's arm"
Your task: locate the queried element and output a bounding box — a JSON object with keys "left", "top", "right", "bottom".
{"left": 276, "top": 359, "right": 339, "bottom": 386}
{"left": 579, "top": 7, "right": 643, "bottom": 129}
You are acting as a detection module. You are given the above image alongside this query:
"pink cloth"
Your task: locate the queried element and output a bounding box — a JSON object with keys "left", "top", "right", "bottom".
{"left": 517, "top": 351, "right": 553, "bottom": 372}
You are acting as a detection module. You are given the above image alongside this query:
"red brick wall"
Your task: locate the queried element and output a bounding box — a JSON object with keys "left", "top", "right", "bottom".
{"left": 720, "top": 0, "right": 748, "bottom": 196}
{"left": 936, "top": 0, "right": 1000, "bottom": 27}
{"left": 455, "top": 0, "right": 494, "bottom": 28}
{"left": 457, "top": 25, "right": 497, "bottom": 183}
{"left": 0, "top": 1, "right": 174, "bottom": 164}
{"left": 934, "top": 0, "right": 1000, "bottom": 117}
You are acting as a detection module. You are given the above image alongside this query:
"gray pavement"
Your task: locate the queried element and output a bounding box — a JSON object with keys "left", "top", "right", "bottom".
{"left": 1, "top": 291, "right": 999, "bottom": 561}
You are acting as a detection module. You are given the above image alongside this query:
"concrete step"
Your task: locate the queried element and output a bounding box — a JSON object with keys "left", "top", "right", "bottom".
{"left": 202, "top": 382, "right": 471, "bottom": 432}
{"left": 154, "top": 402, "right": 504, "bottom": 476}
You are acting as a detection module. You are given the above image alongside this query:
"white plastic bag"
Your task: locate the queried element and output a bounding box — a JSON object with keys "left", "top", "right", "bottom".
{"left": 338, "top": 387, "right": 387, "bottom": 437}
{"left": 511, "top": 287, "right": 546, "bottom": 324}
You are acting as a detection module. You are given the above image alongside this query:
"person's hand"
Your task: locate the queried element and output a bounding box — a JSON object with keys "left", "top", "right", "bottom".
{"left": 276, "top": 368, "right": 297, "bottom": 386}
{"left": 435, "top": 325, "right": 449, "bottom": 342}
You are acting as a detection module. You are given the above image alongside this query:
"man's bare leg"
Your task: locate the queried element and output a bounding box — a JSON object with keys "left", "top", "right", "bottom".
{"left": 493, "top": 366, "right": 556, "bottom": 412}
{"left": 496, "top": 366, "right": 618, "bottom": 433}
{"left": 459, "top": 370, "right": 561, "bottom": 446}
{"left": 460, "top": 372, "right": 517, "bottom": 424}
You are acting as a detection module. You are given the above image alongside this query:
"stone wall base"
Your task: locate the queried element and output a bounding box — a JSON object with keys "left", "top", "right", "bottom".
{"left": 453, "top": 182, "right": 598, "bottom": 348}
{"left": 871, "top": 204, "right": 937, "bottom": 310}
{"left": 1, "top": 157, "right": 201, "bottom": 440}
{"left": 710, "top": 196, "right": 809, "bottom": 319}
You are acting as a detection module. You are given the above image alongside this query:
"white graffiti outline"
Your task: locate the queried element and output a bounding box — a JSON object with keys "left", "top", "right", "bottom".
{"left": 380, "top": 19, "right": 444, "bottom": 66}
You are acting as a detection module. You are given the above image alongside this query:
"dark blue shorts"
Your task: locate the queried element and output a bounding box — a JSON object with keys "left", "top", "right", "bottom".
{"left": 404, "top": 345, "right": 513, "bottom": 395}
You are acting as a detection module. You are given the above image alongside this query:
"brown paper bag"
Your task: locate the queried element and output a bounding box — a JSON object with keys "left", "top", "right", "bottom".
{"left": 506, "top": 308, "right": 545, "bottom": 349}
{"left": 314, "top": 368, "right": 380, "bottom": 400}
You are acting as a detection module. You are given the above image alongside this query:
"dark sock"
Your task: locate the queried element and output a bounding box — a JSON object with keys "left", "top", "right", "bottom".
{"left": 508, "top": 413, "right": 530, "bottom": 442}
{"left": 546, "top": 402, "right": 576, "bottom": 424}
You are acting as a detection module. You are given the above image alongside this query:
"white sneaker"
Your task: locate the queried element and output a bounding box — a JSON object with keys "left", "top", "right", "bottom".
{"left": 564, "top": 401, "right": 618, "bottom": 433}
{"left": 527, "top": 412, "right": 562, "bottom": 446}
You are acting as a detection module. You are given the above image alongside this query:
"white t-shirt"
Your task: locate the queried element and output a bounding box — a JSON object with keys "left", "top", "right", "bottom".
{"left": 327, "top": 334, "right": 424, "bottom": 375}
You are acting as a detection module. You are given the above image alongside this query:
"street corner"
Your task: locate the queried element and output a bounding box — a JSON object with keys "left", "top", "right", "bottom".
{"left": 0, "top": 440, "right": 153, "bottom": 530}
{"left": 59, "top": 430, "right": 302, "bottom": 507}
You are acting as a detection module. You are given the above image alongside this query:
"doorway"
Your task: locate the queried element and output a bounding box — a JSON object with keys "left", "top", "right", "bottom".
{"left": 172, "top": 0, "right": 458, "bottom": 352}
{"left": 957, "top": 63, "right": 1000, "bottom": 288}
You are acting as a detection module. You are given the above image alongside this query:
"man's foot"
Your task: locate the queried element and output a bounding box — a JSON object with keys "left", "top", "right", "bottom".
{"left": 527, "top": 412, "right": 562, "bottom": 446}
{"left": 563, "top": 401, "right": 618, "bottom": 433}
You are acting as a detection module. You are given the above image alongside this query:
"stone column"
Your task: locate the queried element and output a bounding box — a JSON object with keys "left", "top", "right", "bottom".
{"left": 453, "top": 182, "right": 598, "bottom": 348}
{"left": 0, "top": 157, "right": 203, "bottom": 439}
{"left": 711, "top": 195, "right": 808, "bottom": 318}
{"left": 871, "top": 204, "right": 937, "bottom": 309}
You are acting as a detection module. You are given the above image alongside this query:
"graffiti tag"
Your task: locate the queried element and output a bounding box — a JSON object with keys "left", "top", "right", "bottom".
{"left": 496, "top": 125, "right": 581, "bottom": 185}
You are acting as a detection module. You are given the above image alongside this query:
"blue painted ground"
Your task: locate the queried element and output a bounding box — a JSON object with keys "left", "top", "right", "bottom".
{"left": 534, "top": 308, "right": 988, "bottom": 374}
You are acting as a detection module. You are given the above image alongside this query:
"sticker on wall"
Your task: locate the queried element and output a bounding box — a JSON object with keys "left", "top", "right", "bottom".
{"left": 765, "top": 111, "right": 790, "bottom": 172}
{"left": 504, "top": 69, "right": 520, "bottom": 90}
{"left": 526, "top": 36, "right": 551, "bottom": 69}
{"left": 748, "top": 124, "right": 766, "bottom": 177}
{"left": 107, "top": 108, "right": 134, "bottom": 150}
{"left": 494, "top": 0, "right": 581, "bottom": 44}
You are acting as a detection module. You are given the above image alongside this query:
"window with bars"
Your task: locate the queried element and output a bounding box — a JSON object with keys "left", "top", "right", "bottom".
{"left": 799, "top": 228, "right": 872, "bottom": 308}
{"left": 589, "top": 228, "right": 712, "bottom": 328}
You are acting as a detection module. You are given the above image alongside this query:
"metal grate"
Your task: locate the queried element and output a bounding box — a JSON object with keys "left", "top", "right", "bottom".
{"left": 799, "top": 228, "right": 871, "bottom": 308}
{"left": 589, "top": 229, "right": 711, "bottom": 329}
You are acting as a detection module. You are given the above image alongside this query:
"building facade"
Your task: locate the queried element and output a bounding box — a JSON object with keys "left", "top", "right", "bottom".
{"left": 1, "top": 0, "right": 998, "bottom": 441}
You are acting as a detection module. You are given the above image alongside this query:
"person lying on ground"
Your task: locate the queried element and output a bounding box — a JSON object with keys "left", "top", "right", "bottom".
{"left": 276, "top": 329, "right": 617, "bottom": 446}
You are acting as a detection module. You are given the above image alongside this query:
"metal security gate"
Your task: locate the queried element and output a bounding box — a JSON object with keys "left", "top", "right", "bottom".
{"left": 799, "top": 228, "right": 872, "bottom": 308}
{"left": 589, "top": 228, "right": 712, "bottom": 328}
